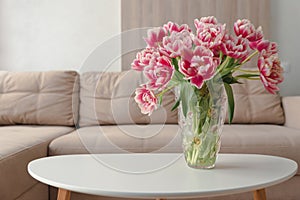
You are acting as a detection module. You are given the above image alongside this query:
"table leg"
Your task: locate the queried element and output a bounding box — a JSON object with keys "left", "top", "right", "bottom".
{"left": 57, "top": 188, "right": 71, "bottom": 200}
{"left": 253, "top": 188, "right": 266, "bottom": 200}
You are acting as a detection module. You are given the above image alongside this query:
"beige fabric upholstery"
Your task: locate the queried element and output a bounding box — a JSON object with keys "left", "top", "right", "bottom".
{"left": 16, "top": 183, "right": 48, "bottom": 200}
{"left": 225, "top": 79, "right": 284, "bottom": 124}
{"left": 79, "top": 70, "right": 177, "bottom": 126}
{"left": 221, "top": 124, "right": 300, "bottom": 175}
{"left": 282, "top": 96, "right": 300, "bottom": 129}
{"left": 50, "top": 124, "right": 300, "bottom": 175}
{"left": 79, "top": 71, "right": 284, "bottom": 126}
{"left": 0, "top": 126, "right": 74, "bottom": 200}
{"left": 49, "top": 125, "right": 181, "bottom": 155}
{"left": 0, "top": 71, "right": 79, "bottom": 126}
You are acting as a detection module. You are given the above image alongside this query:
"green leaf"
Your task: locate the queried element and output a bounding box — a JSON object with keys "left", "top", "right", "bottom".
{"left": 171, "top": 97, "right": 181, "bottom": 111}
{"left": 158, "top": 95, "right": 163, "bottom": 105}
{"left": 220, "top": 67, "right": 233, "bottom": 77}
{"left": 219, "top": 57, "right": 239, "bottom": 77}
{"left": 226, "top": 57, "right": 235, "bottom": 68}
{"left": 180, "top": 85, "right": 188, "bottom": 118}
{"left": 180, "top": 83, "right": 194, "bottom": 118}
{"left": 222, "top": 74, "right": 233, "bottom": 84}
{"left": 224, "top": 83, "right": 235, "bottom": 124}
{"left": 230, "top": 77, "right": 241, "bottom": 84}
{"left": 222, "top": 73, "right": 241, "bottom": 84}
{"left": 172, "top": 70, "right": 184, "bottom": 83}
{"left": 222, "top": 73, "right": 233, "bottom": 83}
{"left": 171, "top": 58, "right": 179, "bottom": 71}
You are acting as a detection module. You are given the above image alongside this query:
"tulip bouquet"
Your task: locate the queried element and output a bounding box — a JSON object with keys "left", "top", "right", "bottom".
{"left": 131, "top": 16, "right": 283, "bottom": 168}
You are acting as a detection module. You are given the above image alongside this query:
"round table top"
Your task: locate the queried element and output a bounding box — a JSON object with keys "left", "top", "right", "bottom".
{"left": 28, "top": 153, "right": 297, "bottom": 199}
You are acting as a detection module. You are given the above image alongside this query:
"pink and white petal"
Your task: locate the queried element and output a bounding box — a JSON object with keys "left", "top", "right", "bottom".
{"left": 190, "top": 75, "right": 205, "bottom": 89}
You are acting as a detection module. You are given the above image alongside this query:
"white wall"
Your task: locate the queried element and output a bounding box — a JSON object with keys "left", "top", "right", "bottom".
{"left": 0, "top": 0, "right": 121, "bottom": 72}
{"left": 271, "top": 0, "right": 300, "bottom": 96}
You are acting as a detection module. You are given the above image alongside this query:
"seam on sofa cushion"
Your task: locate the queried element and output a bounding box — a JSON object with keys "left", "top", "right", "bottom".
{"left": 0, "top": 129, "right": 74, "bottom": 161}
{"left": 0, "top": 141, "right": 50, "bottom": 200}
{"left": 14, "top": 182, "right": 42, "bottom": 200}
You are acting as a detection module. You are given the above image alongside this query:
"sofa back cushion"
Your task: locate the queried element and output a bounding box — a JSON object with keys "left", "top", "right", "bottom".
{"left": 79, "top": 70, "right": 284, "bottom": 126}
{"left": 226, "top": 78, "right": 284, "bottom": 124}
{"left": 0, "top": 71, "right": 79, "bottom": 126}
{"left": 79, "top": 70, "right": 177, "bottom": 126}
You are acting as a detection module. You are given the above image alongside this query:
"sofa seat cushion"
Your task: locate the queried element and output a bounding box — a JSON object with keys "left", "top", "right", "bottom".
{"left": 221, "top": 124, "right": 300, "bottom": 175}
{"left": 50, "top": 124, "right": 300, "bottom": 175}
{"left": 0, "top": 126, "right": 74, "bottom": 200}
{"left": 0, "top": 126, "right": 74, "bottom": 160}
{"left": 49, "top": 125, "right": 182, "bottom": 155}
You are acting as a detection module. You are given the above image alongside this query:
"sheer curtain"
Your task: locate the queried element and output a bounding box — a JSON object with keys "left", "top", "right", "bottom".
{"left": 121, "top": 0, "right": 270, "bottom": 70}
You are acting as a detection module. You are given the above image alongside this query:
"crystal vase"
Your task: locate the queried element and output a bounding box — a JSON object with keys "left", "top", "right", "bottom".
{"left": 177, "top": 77, "right": 227, "bottom": 169}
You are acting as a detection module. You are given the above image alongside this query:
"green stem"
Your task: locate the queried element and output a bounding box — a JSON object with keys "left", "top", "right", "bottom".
{"left": 192, "top": 146, "right": 199, "bottom": 164}
{"left": 217, "top": 56, "right": 231, "bottom": 73}
{"left": 241, "top": 50, "right": 259, "bottom": 65}
{"left": 156, "top": 83, "right": 179, "bottom": 97}
{"left": 219, "top": 51, "right": 223, "bottom": 64}
{"left": 235, "top": 68, "right": 260, "bottom": 74}
{"left": 237, "top": 77, "right": 261, "bottom": 80}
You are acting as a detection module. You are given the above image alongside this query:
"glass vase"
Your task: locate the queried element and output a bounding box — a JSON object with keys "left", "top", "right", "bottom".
{"left": 177, "top": 77, "right": 226, "bottom": 169}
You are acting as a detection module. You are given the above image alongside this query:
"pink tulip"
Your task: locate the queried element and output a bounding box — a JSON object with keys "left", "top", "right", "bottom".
{"left": 144, "top": 27, "right": 167, "bottom": 48}
{"left": 256, "top": 40, "right": 270, "bottom": 52}
{"left": 234, "top": 19, "right": 264, "bottom": 49}
{"left": 257, "top": 40, "right": 278, "bottom": 55}
{"left": 191, "top": 47, "right": 219, "bottom": 80}
{"left": 194, "top": 16, "right": 218, "bottom": 30}
{"left": 134, "top": 85, "right": 158, "bottom": 115}
{"left": 132, "top": 17, "right": 285, "bottom": 117}
{"left": 258, "top": 53, "right": 284, "bottom": 94}
{"left": 144, "top": 56, "right": 174, "bottom": 91}
{"left": 194, "top": 22, "right": 226, "bottom": 50}
{"left": 163, "top": 21, "right": 191, "bottom": 33}
{"left": 161, "top": 30, "right": 193, "bottom": 58}
{"left": 268, "top": 42, "right": 278, "bottom": 54}
{"left": 221, "top": 35, "right": 250, "bottom": 61}
{"left": 180, "top": 46, "right": 218, "bottom": 88}
{"left": 131, "top": 48, "right": 160, "bottom": 71}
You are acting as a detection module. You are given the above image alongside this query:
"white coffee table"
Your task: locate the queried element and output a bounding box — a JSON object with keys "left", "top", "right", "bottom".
{"left": 28, "top": 154, "right": 297, "bottom": 200}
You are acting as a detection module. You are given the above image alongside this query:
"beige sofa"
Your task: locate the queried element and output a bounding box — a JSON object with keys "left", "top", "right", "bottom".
{"left": 0, "top": 71, "right": 79, "bottom": 200}
{"left": 0, "top": 70, "right": 299, "bottom": 200}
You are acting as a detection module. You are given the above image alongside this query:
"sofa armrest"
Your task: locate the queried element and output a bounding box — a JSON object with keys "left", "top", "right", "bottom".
{"left": 282, "top": 96, "right": 300, "bottom": 129}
